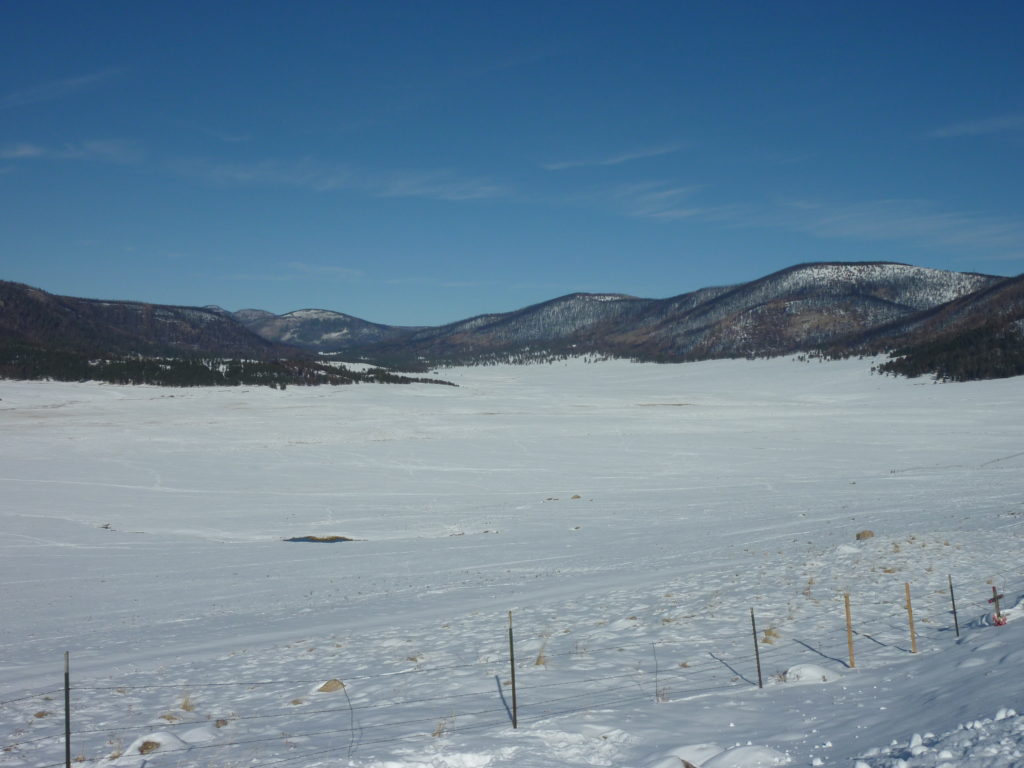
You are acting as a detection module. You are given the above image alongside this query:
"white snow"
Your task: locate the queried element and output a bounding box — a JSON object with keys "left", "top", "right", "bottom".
{"left": 284, "top": 309, "right": 348, "bottom": 321}
{"left": 776, "top": 664, "right": 840, "bottom": 685}
{"left": 1, "top": 357, "right": 1023, "bottom": 767}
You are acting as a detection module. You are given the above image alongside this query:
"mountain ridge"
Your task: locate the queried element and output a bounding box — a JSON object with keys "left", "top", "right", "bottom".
{"left": 2, "top": 261, "right": 1021, "bottom": 380}
{"left": 294, "top": 261, "right": 1000, "bottom": 365}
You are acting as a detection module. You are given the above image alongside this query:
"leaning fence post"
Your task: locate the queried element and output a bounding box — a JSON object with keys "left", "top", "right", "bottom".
{"left": 948, "top": 575, "right": 960, "bottom": 638}
{"left": 508, "top": 611, "right": 518, "bottom": 728}
{"left": 905, "top": 583, "right": 918, "bottom": 653}
{"left": 988, "top": 585, "right": 1006, "bottom": 624}
{"left": 844, "top": 593, "right": 856, "bottom": 668}
{"left": 750, "top": 608, "right": 763, "bottom": 689}
{"left": 64, "top": 651, "right": 71, "bottom": 768}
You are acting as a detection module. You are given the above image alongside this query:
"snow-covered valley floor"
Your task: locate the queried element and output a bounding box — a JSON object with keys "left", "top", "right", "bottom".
{"left": 2, "top": 357, "right": 1023, "bottom": 768}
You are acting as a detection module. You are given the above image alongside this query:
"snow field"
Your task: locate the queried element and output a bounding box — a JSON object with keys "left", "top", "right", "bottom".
{"left": 1, "top": 357, "right": 1023, "bottom": 767}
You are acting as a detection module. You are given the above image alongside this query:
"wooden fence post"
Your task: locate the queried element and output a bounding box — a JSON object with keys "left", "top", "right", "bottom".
{"left": 508, "top": 612, "right": 518, "bottom": 728}
{"left": 989, "top": 586, "right": 1006, "bottom": 624}
{"left": 750, "top": 608, "right": 763, "bottom": 689}
{"left": 844, "top": 593, "right": 856, "bottom": 668}
{"left": 652, "top": 643, "right": 661, "bottom": 703}
{"left": 948, "top": 575, "right": 960, "bottom": 638}
{"left": 905, "top": 583, "right": 917, "bottom": 653}
{"left": 64, "top": 651, "right": 71, "bottom": 768}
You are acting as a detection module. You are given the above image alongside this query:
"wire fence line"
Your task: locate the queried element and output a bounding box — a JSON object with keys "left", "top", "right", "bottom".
{"left": 2, "top": 573, "right": 1021, "bottom": 767}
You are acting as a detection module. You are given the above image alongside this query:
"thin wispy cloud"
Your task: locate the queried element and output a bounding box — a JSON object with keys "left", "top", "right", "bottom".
{"left": 220, "top": 271, "right": 295, "bottom": 283}
{"left": 372, "top": 170, "right": 507, "bottom": 201}
{"left": 771, "top": 198, "right": 1024, "bottom": 253}
{"left": 602, "top": 180, "right": 1024, "bottom": 255}
{"left": 0, "top": 143, "right": 46, "bottom": 159}
{"left": 927, "top": 114, "right": 1024, "bottom": 138}
{"left": 184, "top": 158, "right": 335, "bottom": 189}
{"left": 0, "top": 139, "right": 144, "bottom": 164}
{"left": 220, "top": 263, "right": 359, "bottom": 284}
{"left": 382, "top": 276, "right": 496, "bottom": 289}
{"left": 0, "top": 69, "right": 122, "bottom": 110}
{"left": 543, "top": 143, "right": 682, "bottom": 171}
{"left": 180, "top": 157, "right": 510, "bottom": 202}
{"left": 287, "top": 262, "right": 364, "bottom": 279}
{"left": 583, "top": 180, "right": 704, "bottom": 219}
{"left": 175, "top": 118, "right": 252, "bottom": 144}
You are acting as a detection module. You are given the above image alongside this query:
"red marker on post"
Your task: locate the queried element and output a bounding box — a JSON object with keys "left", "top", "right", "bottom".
{"left": 989, "top": 586, "right": 1007, "bottom": 626}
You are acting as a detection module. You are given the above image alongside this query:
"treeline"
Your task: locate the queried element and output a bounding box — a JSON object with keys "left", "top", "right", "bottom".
{"left": 0, "top": 345, "right": 456, "bottom": 388}
{"left": 340, "top": 341, "right": 604, "bottom": 370}
{"left": 875, "top": 323, "right": 1024, "bottom": 382}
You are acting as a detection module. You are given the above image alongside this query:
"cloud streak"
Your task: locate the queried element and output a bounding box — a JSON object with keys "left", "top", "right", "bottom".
{"left": 577, "top": 180, "right": 709, "bottom": 220}
{"left": 769, "top": 198, "right": 1024, "bottom": 253}
{"left": 543, "top": 143, "right": 682, "bottom": 171}
{"left": 0, "top": 69, "right": 122, "bottom": 110}
{"left": 0, "top": 139, "right": 144, "bottom": 163}
{"left": 287, "top": 262, "right": 364, "bottom": 279}
{"left": 179, "top": 157, "right": 510, "bottom": 202}
{"left": 0, "top": 143, "right": 45, "bottom": 159}
{"left": 927, "top": 114, "right": 1024, "bottom": 138}
{"left": 601, "top": 181, "right": 1024, "bottom": 255}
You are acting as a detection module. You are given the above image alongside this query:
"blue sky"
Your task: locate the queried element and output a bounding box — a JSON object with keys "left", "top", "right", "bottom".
{"left": 1, "top": 1, "right": 1022, "bottom": 325}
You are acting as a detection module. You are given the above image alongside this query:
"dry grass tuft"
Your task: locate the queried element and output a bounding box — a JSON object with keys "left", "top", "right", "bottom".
{"left": 180, "top": 693, "right": 195, "bottom": 712}
{"left": 432, "top": 713, "right": 455, "bottom": 738}
{"left": 761, "top": 627, "right": 781, "bottom": 644}
{"left": 803, "top": 576, "right": 815, "bottom": 597}
{"left": 138, "top": 741, "right": 161, "bottom": 755}
{"left": 33, "top": 711, "right": 50, "bottom": 719}
{"left": 534, "top": 637, "right": 549, "bottom": 667}
{"left": 317, "top": 678, "right": 345, "bottom": 693}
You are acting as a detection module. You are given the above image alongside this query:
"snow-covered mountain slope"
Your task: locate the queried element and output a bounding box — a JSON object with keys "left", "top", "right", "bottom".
{"left": 0, "top": 280, "right": 286, "bottom": 358}
{"left": 618, "top": 262, "right": 1000, "bottom": 360}
{"left": 232, "top": 306, "right": 422, "bottom": 351}
{"left": 242, "top": 262, "right": 1002, "bottom": 364}
{"left": 854, "top": 273, "right": 1024, "bottom": 347}
{"left": 4, "top": 262, "right": 1011, "bottom": 369}
{"left": 1, "top": 357, "right": 1023, "bottom": 767}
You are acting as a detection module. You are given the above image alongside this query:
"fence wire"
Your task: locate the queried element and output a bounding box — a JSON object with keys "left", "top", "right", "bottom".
{"left": 3, "top": 575, "right": 1022, "bottom": 767}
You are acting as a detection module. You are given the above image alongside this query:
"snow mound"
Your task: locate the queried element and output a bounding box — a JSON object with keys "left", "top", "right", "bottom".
{"left": 702, "top": 744, "right": 790, "bottom": 767}
{"left": 647, "top": 743, "right": 726, "bottom": 767}
{"left": 854, "top": 709, "right": 1022, "bottom": 767}
{"left": 104, "top": 731, "right": 188, "bottom": 766}
{"left": 781, "top": 663, "right": 841, "bottom": 684}
{"left": 362, "top": 754, "right": 495, "bottom": 768}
